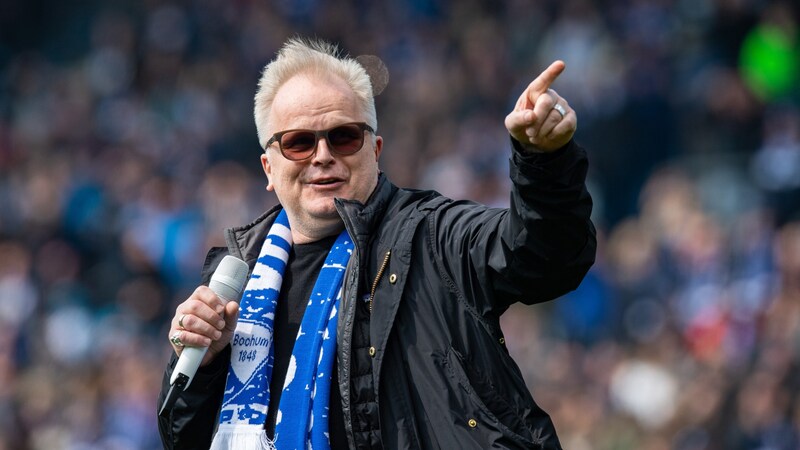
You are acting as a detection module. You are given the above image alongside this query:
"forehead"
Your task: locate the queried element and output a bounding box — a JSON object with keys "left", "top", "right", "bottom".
{"left": 269, "top": 74, "right": 361, "bottom": 131}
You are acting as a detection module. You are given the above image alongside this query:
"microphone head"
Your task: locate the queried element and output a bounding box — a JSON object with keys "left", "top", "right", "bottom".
{"left": 209, "top": 255, "right": 249, "bottom": 302}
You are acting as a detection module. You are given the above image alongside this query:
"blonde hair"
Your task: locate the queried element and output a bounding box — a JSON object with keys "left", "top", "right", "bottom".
{"left": 254, "top": 37, "right": 377, "bottom": 148}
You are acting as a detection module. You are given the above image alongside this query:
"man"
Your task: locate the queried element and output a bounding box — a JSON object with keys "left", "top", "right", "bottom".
{"left": 158, "top": 37, "right": 595, "bottom": 449}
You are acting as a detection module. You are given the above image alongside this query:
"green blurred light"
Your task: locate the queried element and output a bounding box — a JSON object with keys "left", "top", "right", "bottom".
{"left": 739, "top": 24, "right": 799, "bottom": 101}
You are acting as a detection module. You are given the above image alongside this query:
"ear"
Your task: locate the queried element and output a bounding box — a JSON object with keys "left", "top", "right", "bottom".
{"left": 373, "top": 136, "right": 383, "bottom": 161}
{"left": 260, "top": 153, "right": 274, "bottom": 191}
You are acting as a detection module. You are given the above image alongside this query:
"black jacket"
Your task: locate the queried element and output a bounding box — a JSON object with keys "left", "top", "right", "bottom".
{"left": 158, "top": 140, "right": 596, "bottom": 449}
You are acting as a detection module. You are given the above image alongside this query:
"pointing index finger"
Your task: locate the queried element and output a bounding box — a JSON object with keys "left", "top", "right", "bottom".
{"left": 527, "top": 60, "right": 566, "bottom": 101}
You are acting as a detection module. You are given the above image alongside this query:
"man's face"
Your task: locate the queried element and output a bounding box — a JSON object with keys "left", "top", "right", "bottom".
{"left": 261, "top": 74, "right": 382, "bottom": 239}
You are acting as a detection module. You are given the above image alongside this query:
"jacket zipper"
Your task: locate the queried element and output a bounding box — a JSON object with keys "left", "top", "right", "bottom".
{"left": 369, "top": 250, "right": 391, "bottom": 314}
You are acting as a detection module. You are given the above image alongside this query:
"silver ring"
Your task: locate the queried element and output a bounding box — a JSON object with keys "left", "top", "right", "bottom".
{"left": 170, "top": 331, "right": 184, "bottom": 347}
{"left": 178, "top": 314, "right": 186, "bottom": 329}
{"left": 553, "top": 103, "right": 567, "bottom": 118}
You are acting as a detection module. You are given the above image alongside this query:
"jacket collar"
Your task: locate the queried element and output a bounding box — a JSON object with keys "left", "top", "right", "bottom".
{"left": 335, "top": 173, "right": 397, "bottom": 240}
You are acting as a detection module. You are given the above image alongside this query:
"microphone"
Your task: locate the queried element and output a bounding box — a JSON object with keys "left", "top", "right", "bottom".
{"left": 159, "top": 255, "right": 249, "bottom": 417}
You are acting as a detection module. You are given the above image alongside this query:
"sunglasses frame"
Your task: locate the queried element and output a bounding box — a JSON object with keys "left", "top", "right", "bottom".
{"left": 265, "top": 122, "right": 375, "bottom": 161}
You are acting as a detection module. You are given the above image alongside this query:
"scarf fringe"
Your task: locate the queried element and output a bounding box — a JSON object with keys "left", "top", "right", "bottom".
{"left": 209, "top": 424, "right": 275, "bottom": 450}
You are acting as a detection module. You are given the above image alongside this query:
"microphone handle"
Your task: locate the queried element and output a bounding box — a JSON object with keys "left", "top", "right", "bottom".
{"left": 170, "top": 346, "right": 208, "bottom": 387}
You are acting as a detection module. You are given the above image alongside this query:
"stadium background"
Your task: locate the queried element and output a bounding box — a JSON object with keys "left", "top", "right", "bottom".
{"left": 1, "top": 0, "right": 799, "bottom": 448}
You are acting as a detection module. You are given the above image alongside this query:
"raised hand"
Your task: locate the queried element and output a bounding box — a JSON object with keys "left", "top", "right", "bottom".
{"left": 505, "top": 60, "right": 577, "bottom": 152}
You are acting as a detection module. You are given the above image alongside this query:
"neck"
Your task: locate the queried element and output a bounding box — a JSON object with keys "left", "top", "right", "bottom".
{"left": 290, "top": 220, "right": 345, "bottom": 244}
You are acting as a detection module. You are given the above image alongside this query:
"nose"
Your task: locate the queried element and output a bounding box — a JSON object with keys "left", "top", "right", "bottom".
{"left": 311, "top": 135, "right": 335, "bottom": 164}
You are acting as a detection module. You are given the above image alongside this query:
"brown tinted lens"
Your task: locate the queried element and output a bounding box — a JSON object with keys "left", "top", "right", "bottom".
{"left": 327, "top": 124, "right": 364, "bottom": 154}
{"left": 280, "top": 130, "right": 317, "bottom": 159}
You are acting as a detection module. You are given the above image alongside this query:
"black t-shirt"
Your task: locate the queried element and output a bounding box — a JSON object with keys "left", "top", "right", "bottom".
{"left": 264, "top": 234, "right": 348, "bottom": 448}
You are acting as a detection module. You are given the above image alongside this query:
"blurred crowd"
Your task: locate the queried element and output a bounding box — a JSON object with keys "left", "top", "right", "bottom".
{"left": 1, "top": 0, "right": 799, "bottom": 449}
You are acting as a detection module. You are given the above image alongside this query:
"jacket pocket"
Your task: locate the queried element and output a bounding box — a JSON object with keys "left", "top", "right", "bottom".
{"left": 443, "top": 347, "right": 541, "bottom": 449}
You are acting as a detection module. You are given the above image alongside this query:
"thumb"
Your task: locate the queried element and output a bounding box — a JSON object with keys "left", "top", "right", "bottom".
{"left": 505, "top": 109, "right": 538, "bottom": 144}
{"left": 223, "top": 301, "right": 240, "bottom": 332}
{"left": 202, "top": 300, "right": 240, "bottom": 366}
{"left": 505, "top": 110, "right": 535, "bottom": 134}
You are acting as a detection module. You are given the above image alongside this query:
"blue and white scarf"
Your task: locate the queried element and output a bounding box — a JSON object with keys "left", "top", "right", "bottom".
{"left": 209, "top": 210, "right": 353, "bottom": 450}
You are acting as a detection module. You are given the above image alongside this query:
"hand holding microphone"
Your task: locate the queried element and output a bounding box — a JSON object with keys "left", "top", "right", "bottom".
{"left": 160, "top": 255, "right": 249, "bottom": 416}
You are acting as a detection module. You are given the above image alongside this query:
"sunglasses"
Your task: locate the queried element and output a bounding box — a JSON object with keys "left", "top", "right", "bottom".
{"left": 265, "top": 122, "right": 375, "bottom": 161}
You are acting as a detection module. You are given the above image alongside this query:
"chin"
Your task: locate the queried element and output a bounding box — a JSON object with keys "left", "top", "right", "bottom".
{"left": 305, "top": 199, "right": 340, "bottom": 219}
